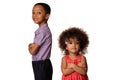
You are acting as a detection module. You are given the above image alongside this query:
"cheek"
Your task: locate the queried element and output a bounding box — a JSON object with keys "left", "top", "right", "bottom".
{"left": 32, "top": 15, "right": 34, "bottom": 19}
{"left": 65, "top": 45, "right": 69, "bottom": 50}
{"left": 38, "top": 15, "right": 45, "bottom": 20}
{"left": 65, "top": 46, "right": 68, "bottom": 50}
{"left": 77, "top": 45, "right": 80, "bottom": 49}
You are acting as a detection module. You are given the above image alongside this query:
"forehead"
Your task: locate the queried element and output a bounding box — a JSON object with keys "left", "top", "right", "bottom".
{"left": 33, "top": 5, "right": 45, "bottom": 12}
{"left": 67, "top": 37, "right": 78, "bottom": 41}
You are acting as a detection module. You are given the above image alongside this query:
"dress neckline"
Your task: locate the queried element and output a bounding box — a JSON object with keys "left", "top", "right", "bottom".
{"left": 67, "top": 54, "right": 82, "bottom": 61}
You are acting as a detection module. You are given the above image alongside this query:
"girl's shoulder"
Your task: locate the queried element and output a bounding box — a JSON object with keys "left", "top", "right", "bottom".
{"left": 79, "top": 54, "right": 87, "bottom": 64}
{"left": 62, "top": 55, "right": 69, "bottom": 60}
{"left": 62, "top": 55, "right": 71, "bottom": 63}
{"left": 76, "top": 54, "right": 87, "bottom": 62}
{"left": 79, "top": 54, "right": 86, "bottom": 60}
{"left": 61, "top": 55, "right": 67, "bottom": 63}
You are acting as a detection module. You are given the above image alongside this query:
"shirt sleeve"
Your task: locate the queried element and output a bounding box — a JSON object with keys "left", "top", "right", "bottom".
{"left": 34, "top": 31, "right": 46, "bottom": 46}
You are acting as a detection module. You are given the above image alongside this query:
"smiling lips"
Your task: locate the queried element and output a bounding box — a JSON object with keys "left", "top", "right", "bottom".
{"left": 33, "top": 18, "right": 38, "bottom": 22}
{"left": 71, "top": 48, "right": 77, "bottom": 50}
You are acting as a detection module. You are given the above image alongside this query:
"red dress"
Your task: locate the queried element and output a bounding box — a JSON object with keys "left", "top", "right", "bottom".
{"left": 62, "top": 54, "right": 89, "bottom": 80}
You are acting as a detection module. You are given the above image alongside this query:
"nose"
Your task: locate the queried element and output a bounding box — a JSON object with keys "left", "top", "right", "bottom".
{"left": 33, "top": 13, "right": 38, "bottom": 17}
{"left": 33, "top": 14, "right": 36, "bottom": 17}
{"left": 72, "top": 43, "right": 76, "bottom": 47}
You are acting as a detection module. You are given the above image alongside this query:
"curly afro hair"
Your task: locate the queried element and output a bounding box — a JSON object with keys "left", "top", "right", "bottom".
{"left": 58, "top": 27, "right": 89, "bottom": 54}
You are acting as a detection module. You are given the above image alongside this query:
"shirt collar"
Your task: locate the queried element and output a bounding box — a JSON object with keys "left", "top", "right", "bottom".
{"left": 35, "top": 23, "right": 48, "bottom": 34}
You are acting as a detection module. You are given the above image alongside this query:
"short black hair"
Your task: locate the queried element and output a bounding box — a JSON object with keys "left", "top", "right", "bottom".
{"left": 58, "top": 27, "right": 89, "bottom": 54}
{"left": 34, "top": 3, "right": 51, "bottom": 14}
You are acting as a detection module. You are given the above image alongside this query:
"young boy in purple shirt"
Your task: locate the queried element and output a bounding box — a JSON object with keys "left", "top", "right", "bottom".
{"left": 28, "top": 3, "right": 53, "bottom": 80}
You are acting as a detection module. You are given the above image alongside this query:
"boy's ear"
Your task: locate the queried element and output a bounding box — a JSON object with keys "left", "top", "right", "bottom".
{"left": 45, "top": 14, "right": 50, "bottom": 20}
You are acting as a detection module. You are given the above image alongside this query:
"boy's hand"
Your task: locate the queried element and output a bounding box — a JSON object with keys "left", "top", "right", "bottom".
{"left": 29, "top": 43, "right": 35, "bottom": 48}
{"left": 28, "top": 43, "right": 40, "bottom": 55}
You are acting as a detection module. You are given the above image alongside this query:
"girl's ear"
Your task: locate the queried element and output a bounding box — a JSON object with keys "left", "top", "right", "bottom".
{"left": 45, "top": 14, "right": 50, "bottom": 20}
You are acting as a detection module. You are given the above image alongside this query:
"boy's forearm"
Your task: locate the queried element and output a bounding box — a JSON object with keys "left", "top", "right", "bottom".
{"left": 28, "top": 42, "right": 40, "bottom": 55}
{"left": 28, "top": 47, "right": 37, "bottom": 55}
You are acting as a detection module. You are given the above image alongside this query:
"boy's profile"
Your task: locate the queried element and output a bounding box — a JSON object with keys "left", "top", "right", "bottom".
{"left": 28, "top": 3, "right": 53, "bottom": 80}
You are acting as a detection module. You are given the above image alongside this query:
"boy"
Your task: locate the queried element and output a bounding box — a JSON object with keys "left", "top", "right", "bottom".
{"left": 28, "top": 3, "right": 53, "bottom": 80}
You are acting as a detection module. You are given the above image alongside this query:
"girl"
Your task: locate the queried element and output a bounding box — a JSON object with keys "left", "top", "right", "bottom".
{"left": 58, "top": 27, "right": 89, "bottom": 80}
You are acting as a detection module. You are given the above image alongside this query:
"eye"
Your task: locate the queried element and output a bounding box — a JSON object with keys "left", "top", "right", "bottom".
{"left": 32, "top": 12, "right": 35, "bottom": 14}
{"left": 76, "top": 41, "right": 79, "bottom": 44}
{"left": 37, "top": 12, "right": 41, "bottom": 14}
{"left": 68, "top": 41, "right": 72, "bottom": 44}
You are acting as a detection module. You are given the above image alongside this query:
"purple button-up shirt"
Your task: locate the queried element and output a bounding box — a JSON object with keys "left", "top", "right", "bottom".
{"left": 32, "top": 23, "right": 52, "bottom": 61}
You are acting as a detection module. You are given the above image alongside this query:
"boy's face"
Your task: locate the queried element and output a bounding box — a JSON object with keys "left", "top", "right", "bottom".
{"left": 32, "top": 5, "right": 49, "bottom": 26}
{"left": 66, "top": 37, "right": 80, "bottom": 54}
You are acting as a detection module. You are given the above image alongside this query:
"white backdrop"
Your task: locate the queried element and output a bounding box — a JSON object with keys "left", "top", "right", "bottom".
{"left": 0, "top": 0, "right": 120, "bottom": 80}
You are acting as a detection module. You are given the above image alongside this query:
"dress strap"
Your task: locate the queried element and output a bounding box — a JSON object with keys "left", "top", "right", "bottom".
{"left": 77, "top": 54, "right": 82, "bottom": 62}
{"left": 65, "top": 54, "right": 82, "bottom": 64}
{"left": 65, "top": 55, "right": 72, "bottom": 63}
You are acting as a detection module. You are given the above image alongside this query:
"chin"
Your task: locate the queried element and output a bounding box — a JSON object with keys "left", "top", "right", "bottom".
{"left": 34, "top": 22, "right": 39, "bottom": 24}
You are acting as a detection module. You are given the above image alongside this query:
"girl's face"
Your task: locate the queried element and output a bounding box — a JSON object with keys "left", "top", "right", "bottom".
{"left": 66, "top": 37, "right": 80, "bottom": 55}
{"left": 32, "top": 5, "right": 49, "bottom": 26}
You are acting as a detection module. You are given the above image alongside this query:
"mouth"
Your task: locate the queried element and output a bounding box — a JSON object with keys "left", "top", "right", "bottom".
{"left": 71, "top": 48, "right": 77, "bottom": 50}
{"left": 33, "top": 18, "right": 38, "bottom": 22}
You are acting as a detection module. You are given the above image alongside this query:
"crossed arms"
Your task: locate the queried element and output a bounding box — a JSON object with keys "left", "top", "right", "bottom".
{"left": 61, "top": 55, "right": 88, "bottom": 76}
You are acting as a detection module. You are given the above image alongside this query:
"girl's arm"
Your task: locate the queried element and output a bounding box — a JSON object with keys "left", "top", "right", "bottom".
{"left": 72, "top": 55, "right": 88, "bottom": 75}
{"left": 61, "top": 56, "right": 74, "bottom": 76}
{"left": 28, "top": 43, "right": 40, "bottom": 55}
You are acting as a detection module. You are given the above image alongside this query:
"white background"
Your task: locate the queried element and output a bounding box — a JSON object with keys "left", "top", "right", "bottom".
{"left": 0, "top": 0, "right": 120, "bottom": 80}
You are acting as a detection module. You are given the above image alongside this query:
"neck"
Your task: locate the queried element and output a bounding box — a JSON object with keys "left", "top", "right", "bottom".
{"left": 68, "top": 53, "right": 78, "bottom": 60}
{"left": 38, "top": 22, "right": 47, "bottom": 27}
{"left": 69, "top": 53, "right": 77, "bottom": 57}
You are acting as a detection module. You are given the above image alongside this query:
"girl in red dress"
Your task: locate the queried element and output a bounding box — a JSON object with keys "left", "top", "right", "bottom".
{"left": 58, "top": 27, "right": 89, "bottom": 80}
